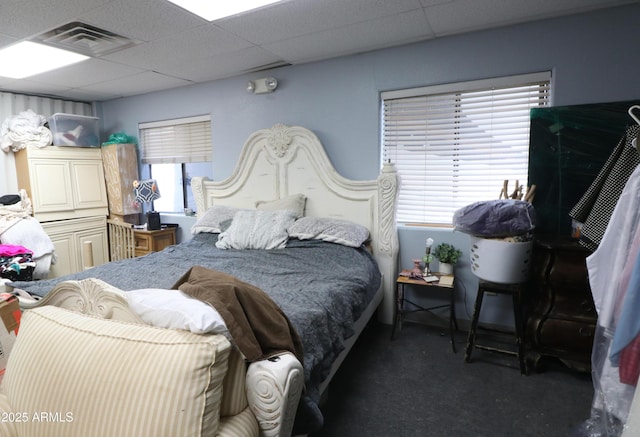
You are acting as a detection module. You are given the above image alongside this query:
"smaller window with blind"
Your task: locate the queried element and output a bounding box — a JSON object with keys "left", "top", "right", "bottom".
{"left": 138, "top": 115, "right": 213, "bottom": 213}
{"left": 382, "top": 72, "right": 551, "bottom": 225}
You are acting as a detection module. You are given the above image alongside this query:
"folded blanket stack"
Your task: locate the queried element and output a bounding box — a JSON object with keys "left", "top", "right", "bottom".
{"left": 0, "top": 190, "right": 54, "bottom": 279}
{"left": 0, "top": 109, "right": 52, "bottom": 152}
{"left": 0, "top": 245, "right": 35, "bottom": 281}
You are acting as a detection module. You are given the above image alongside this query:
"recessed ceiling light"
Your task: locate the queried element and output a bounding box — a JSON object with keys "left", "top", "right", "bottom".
{"left": 167, "top": 0, "right": 284, "bottom": 21}
{"left": 0, "top": 41, "right": 89, "bottom": 79}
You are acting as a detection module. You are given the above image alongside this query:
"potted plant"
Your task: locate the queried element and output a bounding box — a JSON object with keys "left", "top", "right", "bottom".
{"left": 433, "top": 243, "right": 462, "bottom": 275}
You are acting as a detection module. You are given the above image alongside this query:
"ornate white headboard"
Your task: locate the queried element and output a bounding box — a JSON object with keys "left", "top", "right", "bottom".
{"left": 191, "top": 124, "right": 398, "bottom": 324}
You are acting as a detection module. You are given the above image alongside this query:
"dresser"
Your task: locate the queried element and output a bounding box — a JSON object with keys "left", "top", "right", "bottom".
{"left": 15, "top": 146, "right": 109, "bottom": 276}
{"left": 525, "top": 238, "right": 596, "bottom": 372}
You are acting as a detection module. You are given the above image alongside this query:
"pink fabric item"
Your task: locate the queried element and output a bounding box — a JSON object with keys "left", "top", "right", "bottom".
{"left": 0, "top": 244, "right": 32, "bottom": 257}
{"left": 619, "top": 334, "right": 640, "bottom": 386}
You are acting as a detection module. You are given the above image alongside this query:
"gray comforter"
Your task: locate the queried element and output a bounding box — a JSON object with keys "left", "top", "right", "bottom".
{"left": 11, "top": 232, "right": 381, "bottom": 433}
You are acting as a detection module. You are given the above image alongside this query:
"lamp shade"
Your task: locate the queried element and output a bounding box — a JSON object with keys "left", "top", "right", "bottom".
{"left": 133, "top": 179, "right": 161, "bottom": 204}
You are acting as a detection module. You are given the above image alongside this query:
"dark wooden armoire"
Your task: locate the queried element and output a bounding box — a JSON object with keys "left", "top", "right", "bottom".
{"left": 525, "top": 101, "right": 640, "bottom": 372}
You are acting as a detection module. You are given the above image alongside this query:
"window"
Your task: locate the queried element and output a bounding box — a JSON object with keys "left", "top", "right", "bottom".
{"left": 382, "top": 72, "right": 551, "bottom": 225}
{"left": 139, "top": 115, "right": 213, "bottom": 213}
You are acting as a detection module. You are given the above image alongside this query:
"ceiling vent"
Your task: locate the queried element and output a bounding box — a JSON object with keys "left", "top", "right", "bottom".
{"left": 34, "top": 21, "right": 139, "bottom": 57}
{"left": 243, "top": 61, "right": 291, "bottom": 74}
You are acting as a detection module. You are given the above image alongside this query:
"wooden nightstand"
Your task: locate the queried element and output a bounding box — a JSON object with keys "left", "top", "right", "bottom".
{"left": 133, "top": 227, "right": 177, "bottom": 257}
{"left": 392, "top": 269, "right": 458, "bottom": 352}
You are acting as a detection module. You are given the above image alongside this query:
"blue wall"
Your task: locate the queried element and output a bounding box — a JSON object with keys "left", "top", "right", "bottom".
{"left": 100, "top": 4, "right": 640, "bottom": 328}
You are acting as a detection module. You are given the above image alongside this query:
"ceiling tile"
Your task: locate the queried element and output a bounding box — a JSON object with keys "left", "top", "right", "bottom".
{"left": 424, "top": 0, "right": 634, "bottom": 36}
{"left": 0, "top": 78, "right": 74, "bottom": 98}
{"left": 0, "top": 34, "right": 17, "bottom": 47}
{"left": 101, "top": 25, "right": 254, "bottom": 73}
{"left": 265, "top": 10, "right": 434, "bottom": 63}
{"left": 217, "top": 0, "right": 424, "bottom": 44}
{"left": 53, "top": 88, "right": 122, "bottom": 102}
{"left": 79, "top": 71, "right": 191, "bottom": 98}
{"left": 26, "top": 58, "right": 144, "bottom": 88}
{"left": 157, "top": 47, "right": 283, "bottom": 82}
{"left": 76, "top": 0, "right": 206, "bottom": 42}
{"left": 419, "top": 0, "right": 455, "bottom": 5}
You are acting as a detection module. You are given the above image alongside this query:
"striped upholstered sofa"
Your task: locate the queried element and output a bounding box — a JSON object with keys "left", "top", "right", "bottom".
{"left": 0, "top": 279, "right": 303, "bottom": 437}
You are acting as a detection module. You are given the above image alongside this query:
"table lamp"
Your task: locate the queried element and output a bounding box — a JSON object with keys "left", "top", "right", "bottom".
{"left": 133, "top": 179, "right": 161, "bottom": 230}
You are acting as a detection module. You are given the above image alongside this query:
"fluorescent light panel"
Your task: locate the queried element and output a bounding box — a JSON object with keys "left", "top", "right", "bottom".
{"left": 167, "top": 0, "right": 284, "bottom": 21}
{"left": 0, "top": 41, "right": 89, "bottom": 79}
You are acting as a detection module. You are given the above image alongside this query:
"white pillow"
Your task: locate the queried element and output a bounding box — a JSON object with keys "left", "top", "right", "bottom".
{"left": 288, "top": 216, "right": 370, "bottom": 247}
{"left": 255, "top": 193, "right": 307, "bottom": 218}
{"left": 125, "top": 288, "right": 228, "bottom": 335}
{"left": 191, "top": 205, "right": 245, "bottom": 235}
{"left": 216, "top": 209, "right": 298, "bottom": 250}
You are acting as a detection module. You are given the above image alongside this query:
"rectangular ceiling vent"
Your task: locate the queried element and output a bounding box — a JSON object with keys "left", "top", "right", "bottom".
{"left": 34, "top": 21, "right": 139, "bottom": 57}
{"left": 243, "top": 61, "right": 291, "bottom": 74}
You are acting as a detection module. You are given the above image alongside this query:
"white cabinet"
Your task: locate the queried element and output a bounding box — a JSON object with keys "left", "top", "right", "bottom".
{"left": 15, "top": 146, "right": 109, "bottom": 278}
{"left": 15, "top": 146, "right": 108, "bottom": 222}
{"left": 27, "top": 158, "right": 73, "bottom": 215}
{"left": 42, "top": 217, "right": 108, "bottom": 278}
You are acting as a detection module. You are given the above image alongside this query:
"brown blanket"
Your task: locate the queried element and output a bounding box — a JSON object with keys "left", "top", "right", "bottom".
{"left": 172, "top": 266, "right": 304, "bottom": 364}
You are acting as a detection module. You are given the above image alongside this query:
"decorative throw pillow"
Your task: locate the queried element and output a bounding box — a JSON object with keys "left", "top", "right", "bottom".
{"left": 216, "top": 209, "right": 298, "bottom": 250}
{"left": 255, "top": 193, "right": 307, "bottom": 218}
{"left": 125, "top": 288, "right": 229, "bottom": 335}
{"left": 191, "top": 205, "right": 244, "bottom": 234}
{"left": 288, "top": 216, "right": 370, "bottom": 248}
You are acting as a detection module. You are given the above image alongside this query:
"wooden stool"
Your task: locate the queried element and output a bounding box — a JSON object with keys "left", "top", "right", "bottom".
{"left": 464, "top": 280, "right": 527, "bottom": 375}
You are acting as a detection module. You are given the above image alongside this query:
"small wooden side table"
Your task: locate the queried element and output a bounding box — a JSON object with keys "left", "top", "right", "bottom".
{"left": 133, "top": 226, "right": 177, "bottom": 257}
{"left": 392, "top": 269, "right": 458, "bottom": 352}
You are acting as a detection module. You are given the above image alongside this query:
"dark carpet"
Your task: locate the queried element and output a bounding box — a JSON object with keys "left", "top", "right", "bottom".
{"left": 312, "top": 321, "right": 594, "bottom": 437}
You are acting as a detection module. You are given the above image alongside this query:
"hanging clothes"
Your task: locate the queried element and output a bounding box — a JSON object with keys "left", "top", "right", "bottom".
{"left": 610, "top": 248, "right": 640, "bottom": 363}
{"left": 570, "top": 125, "right": 640, "bottom": 251}
{"left": 588, "top": 158, "right": 640, "bottom": 334}
{"left": 610, "top": 235, "right": 640, "bottom": 386}
{"left": 582, "top": 140, "right": 640, "bottom": 431}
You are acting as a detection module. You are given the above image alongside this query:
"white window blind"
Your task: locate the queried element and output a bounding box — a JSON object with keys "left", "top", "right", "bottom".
{"left": 139, "top": 115, "right": 212, "bottom": 164}
{"left": 382, "top": 72, "right": 551, "bottom": 225}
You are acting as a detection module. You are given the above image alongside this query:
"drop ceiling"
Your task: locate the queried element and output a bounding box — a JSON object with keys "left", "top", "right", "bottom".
{"left": 0, "top": 0, "right": 635, "bottom": 102}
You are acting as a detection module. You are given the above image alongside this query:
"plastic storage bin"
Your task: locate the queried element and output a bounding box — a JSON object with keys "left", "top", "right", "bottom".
{"left": 49, "top": 113, "right": 100, "bottom": 147}
{"left": 469, "top": 236, "right": 533, "bottom": 284}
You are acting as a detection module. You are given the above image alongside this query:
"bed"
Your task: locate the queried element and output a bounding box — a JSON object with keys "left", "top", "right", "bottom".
{"left": 9, "top": 124, "right": 399, "bottom": 435}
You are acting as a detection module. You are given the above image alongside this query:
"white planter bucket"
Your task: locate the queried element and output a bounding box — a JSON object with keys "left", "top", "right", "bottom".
{"left": 469, "top": 236, "right": 533, "bottom": 284}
